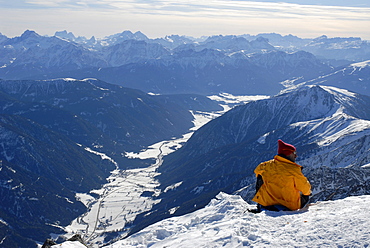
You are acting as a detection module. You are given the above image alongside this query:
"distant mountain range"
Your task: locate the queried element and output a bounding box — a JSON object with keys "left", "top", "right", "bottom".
{"left": 1, "top": 30, "right": 369, "bottom": 95}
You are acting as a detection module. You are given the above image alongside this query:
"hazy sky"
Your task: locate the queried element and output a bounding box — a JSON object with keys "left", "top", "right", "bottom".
{"left": 1, "top": 0, "right": 369, "bottom": 39}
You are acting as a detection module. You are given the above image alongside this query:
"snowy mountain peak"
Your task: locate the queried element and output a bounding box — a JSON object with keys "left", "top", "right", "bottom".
{"left": 20, "top": 29, "right": 40, "bottom": 39}
{"left": 313, "top": 35, "right": 328, "bottom": 41}
{"left": 250, "top": 36, "right": 272, "bottom": 49}
{"left": 282, "top": 85, "right": 370, "bottom": 121}
{"left": 120, "top": 30, "right": 147, "bottom": 40}
{"left": 107, "top": 30, "right": 149, "bottom": 42}
{"left": 277, "top": 85, "right": 338, "bottom": 116}
{"left": 55, "top": 30, "right": 77, "bottom": 40}
{"left": 174, "top": 85, "right": 370, "bottom": 166}
{"left": 204, "top": 34, "right": 234, "bottom": 42}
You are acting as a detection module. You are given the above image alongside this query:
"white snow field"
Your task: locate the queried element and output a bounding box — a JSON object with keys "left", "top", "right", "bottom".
{"left": 55, "top": 192, "right": 370, "bottom": 248}
{"left": 110, "top": 193, "right": 370, "bottom": 248}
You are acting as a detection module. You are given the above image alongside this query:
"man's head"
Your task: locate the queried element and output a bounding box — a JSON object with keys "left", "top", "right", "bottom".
{"left": 277, "top": 139, "right": 297, "bottom": 162}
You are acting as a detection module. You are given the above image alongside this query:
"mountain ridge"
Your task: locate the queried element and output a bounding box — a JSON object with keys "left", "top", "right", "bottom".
{"left": 126, "top": 85, "right": 370, "bottom": 240}
{"left": 2, "top": 30, "right": 359, "bottom": 95}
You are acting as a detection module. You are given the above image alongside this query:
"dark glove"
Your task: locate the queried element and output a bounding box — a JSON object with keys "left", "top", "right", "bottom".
{"left": 300, "top": 194, "right": 310, "bottom": 208}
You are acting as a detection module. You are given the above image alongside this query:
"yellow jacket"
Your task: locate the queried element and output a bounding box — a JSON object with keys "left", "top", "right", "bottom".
{"left": 252, "top": 155, "right": 311, "bottom": 211}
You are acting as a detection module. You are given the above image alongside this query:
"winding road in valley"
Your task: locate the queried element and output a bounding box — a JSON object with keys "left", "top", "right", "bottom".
{"left": 82, "top": 141, "right": 168, "bottom": 245}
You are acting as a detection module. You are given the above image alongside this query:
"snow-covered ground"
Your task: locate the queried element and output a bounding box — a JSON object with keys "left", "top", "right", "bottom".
{"left": 208, "top": 93, "right": 269, "bottom": 108}
{"left": 62, "top": 165, "right": 162, "bottom": 245}
{"left": 53, "top": 94, "right": 269, "bottom": 247}
{"left": 109, "top": 192, "right": 370, "bottom": 248}
{"left": 55, "top": 192, "right": 370, "bottom": 248}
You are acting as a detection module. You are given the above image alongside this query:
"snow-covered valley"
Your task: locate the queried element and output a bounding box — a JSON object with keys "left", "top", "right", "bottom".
{"left": 57, "top": 94, "right": 267, "bottom": 247}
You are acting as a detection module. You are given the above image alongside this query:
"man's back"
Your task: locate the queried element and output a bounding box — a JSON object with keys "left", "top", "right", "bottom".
{"left": 252, "top": 155, "right": 311, "bottom": 211}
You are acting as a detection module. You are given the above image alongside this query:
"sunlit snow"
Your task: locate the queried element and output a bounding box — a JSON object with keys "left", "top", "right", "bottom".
{"left": 109, "top": 193, "right": 370, "bottom": 248}
{"left": 208, "top": 93, "right": 269, "bottom": 106}
{"left": 58, "top": 193, "right": 370, "bottom": 248}
{"left": 320, "top": 85, "right": 358, "bottom": 98}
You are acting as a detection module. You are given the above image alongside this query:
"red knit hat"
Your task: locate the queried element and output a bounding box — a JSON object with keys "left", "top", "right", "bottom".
{"left": 277, "top": 139, "right": 296, "bottom": 156}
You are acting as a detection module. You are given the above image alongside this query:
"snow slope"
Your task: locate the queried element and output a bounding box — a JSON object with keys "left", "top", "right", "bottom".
{"left": 105, "top": 192, "right": 370, "bottom": 248}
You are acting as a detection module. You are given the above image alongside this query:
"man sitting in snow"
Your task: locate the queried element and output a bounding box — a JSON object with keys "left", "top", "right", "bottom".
{"left": 252, "top": 139, "right": 311, "bottom": 212}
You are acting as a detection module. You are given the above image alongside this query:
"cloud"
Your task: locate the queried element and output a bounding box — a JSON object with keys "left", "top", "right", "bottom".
{"left": 0, "top": 0, "right": 369, "bottom": 39}
{"left": 91, "top": 0, "right": 370, "bottom": 22}
{"left": 6, "top": 0, "right": 370, "bottom": 22}
{"left": 13, "top": 0, "right": 370, "bottom": 15}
